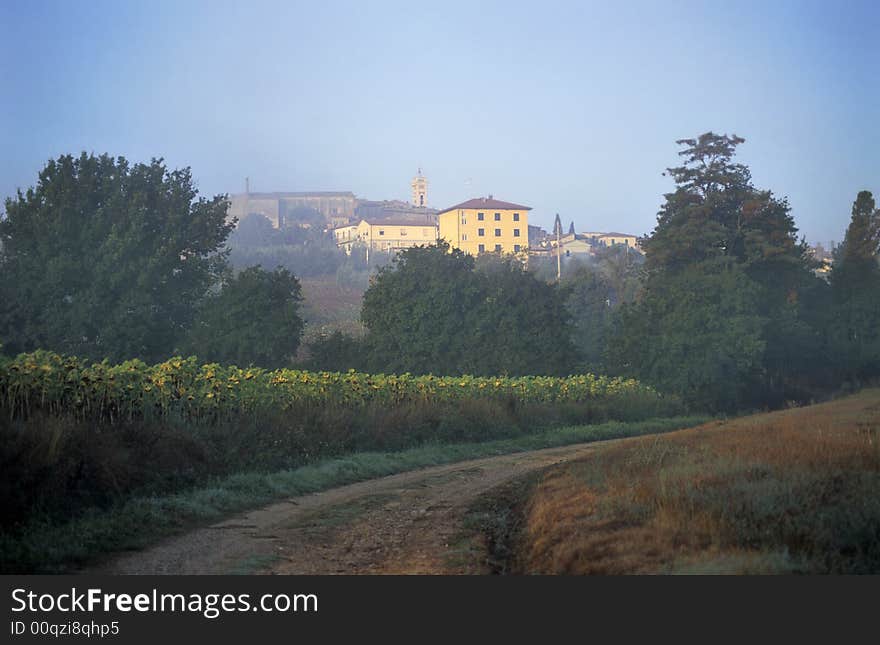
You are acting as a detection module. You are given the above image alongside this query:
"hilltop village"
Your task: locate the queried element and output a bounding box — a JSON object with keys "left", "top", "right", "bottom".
{"left": 226, "top": 170, "right": 642, "bottom": 262}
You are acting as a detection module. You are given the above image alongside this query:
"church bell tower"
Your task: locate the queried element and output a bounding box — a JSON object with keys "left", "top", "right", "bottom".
{"left": 411, "top": 168, "right": 428, "bottom": 208}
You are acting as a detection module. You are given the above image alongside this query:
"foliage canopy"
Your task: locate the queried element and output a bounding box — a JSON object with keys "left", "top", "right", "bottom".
{"left": 0, "top": 153, "right": 233, "bottom": 363}
{"left": 360, "top": 243, "right": 576, "bottom": 376}
{"left": 611, "top": 133, "right": 824, "bottom": 410}
{"left": 186, "top": 266, "right": 305, "bottom": 368}
{"left": 829, "top": 191, "right": 880, "bottom": 381}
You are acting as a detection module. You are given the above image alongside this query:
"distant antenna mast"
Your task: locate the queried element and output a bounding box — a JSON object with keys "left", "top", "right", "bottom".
{"left": 554, "top": 213, "right": 562, "bottom": 282}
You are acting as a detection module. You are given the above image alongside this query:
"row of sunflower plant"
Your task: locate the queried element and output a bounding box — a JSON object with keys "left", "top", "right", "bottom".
{"left": 0, "top": 350, "right": 661, "bottom": 423}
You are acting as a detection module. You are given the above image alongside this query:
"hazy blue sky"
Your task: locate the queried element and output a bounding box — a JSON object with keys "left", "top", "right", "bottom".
{"left": 2, "top": 0, "right": 877, "bottom": 243}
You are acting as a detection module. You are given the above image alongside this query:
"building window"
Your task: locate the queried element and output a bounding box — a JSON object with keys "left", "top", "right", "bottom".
{"left": 461, "top": 218, "right": 467, "bottom": 225}
{"left": 478, "top": 244, "right": 485, "bottom": 253}
{"left": 478, "top": 212, "right": 485, "bottom": 221}
{"left": 494, "top": 213, "right": 501, "bottom": 221}
{"left": 478, "top": 228, "right": 485, "bottom": 237}
{"left": 514, "top": 244, "right": 521, "bottom": 252}
{"left": 494, "top": 244, "right": 502, "bottom": 252}
{"left": 400, "top": 229, "right": 407, "bottom": 236}
{"left": 379, "top": 230, "right": 385, "bottom": 236}
{"left": 462, "top": 234, "right": 468, "bottom": 241}
{"left": 495, "top": 228, "right": 501, "bottom": 236}
{"left": 513, "top": 213, "right": 520, "bottom": 221}
{"left": 513, "top": 229, "right": 520, "bottom": 237}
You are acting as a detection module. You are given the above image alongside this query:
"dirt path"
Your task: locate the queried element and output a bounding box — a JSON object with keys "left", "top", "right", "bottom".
{"left": 89, "top": 439, "right": 623, "bottom": 575}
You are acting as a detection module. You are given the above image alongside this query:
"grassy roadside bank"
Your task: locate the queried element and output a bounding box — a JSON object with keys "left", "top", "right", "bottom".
{"left": 1, "top": 415, "right": 707, "bottom": 573}
{"left": 458, "top": 390, "right": 880, "bottom": 575}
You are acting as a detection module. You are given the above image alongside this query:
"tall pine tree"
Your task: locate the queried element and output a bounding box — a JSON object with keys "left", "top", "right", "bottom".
{"left": 611, "top": 133, "right": 823, "bottom": 410}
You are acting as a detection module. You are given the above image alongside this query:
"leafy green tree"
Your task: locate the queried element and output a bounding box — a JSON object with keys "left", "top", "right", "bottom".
{"left": 360, "top": 243, "right": 575, "bottom": 376}
{"left": 644, "top": 133, "right": 807, "bottom": 278}
{"left": 186, "top": 266, "right": 304, "bottom": 368}
{"left": 834, "top": 191, "right": 880, "bottom": 265}
{"left": 611, "top": 133, "right": 823, "bottom": 410}
{"left": 829, "top": 191, "right": 880, "bottom": 381}
{"left": 361, "top": 242, "right": 485, "bottom": 375}
{"left": 229, "top": 213, "right": 277, "bottom": 246}
{"left": 592, "top": 244, "right": 643, "bottom": 305}
{"left": 0, "top": 153, "right": 233, "bottom": 362}
{"left": 611, "top": 262, "right": 766, "bottom": 411}
{"left": 560, "top": 265, "right": 615, "bottom": 371}
{"left": 553, "top": 246, "right": 644, "bottom": 373}
{"left": 302, "top": 330, "right": 370, "bottom": 372}
{"left": 473, "top": 254, "right": 576, "bottom": 375}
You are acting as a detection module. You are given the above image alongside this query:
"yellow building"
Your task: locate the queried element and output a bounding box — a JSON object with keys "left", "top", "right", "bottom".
{"left": 596, "top": 232, "right": 639, "bottom": 250}
{"left": 332, "top": 218, "right": 438, "bottom": 254}
{"left": 437, "top": 196, "right": 530, "bottom": 256}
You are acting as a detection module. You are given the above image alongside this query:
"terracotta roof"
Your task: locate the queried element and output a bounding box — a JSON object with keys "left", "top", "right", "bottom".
{"left": 437, "top": 197, "right": 531, "bottom": 215}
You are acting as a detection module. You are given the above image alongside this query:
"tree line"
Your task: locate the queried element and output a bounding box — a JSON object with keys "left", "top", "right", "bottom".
{"left": 0, "top": 154, "right": 304, "bottom": 368}
{"left": 2, "top": 138, "right": 878, "bottom": 413}
{"left": 305, "top": 134, "right": 880, "bottom": 410}
{"left": 609, "top": 134, "right": 879, "bottom": 410}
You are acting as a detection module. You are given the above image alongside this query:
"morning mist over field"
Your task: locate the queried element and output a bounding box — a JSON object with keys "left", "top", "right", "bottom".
{"left": 1, "top": 1, "right": 879, "bottom": 581}
{"left": 1, "top": 1, "right": 877, "bottom": 244}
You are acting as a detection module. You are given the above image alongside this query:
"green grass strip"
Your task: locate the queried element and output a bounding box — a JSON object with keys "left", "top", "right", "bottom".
{"left": 2, "top": 415, "right": 710, "bottom": 573}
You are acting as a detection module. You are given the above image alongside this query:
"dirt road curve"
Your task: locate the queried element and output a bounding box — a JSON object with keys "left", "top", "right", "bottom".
{"left": 90, "top": 440, "right": 618, "bottom": 575}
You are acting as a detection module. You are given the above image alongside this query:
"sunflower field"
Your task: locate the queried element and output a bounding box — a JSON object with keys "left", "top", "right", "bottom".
{"left": 0, "top": 350, "right": 663, "bottom": 424}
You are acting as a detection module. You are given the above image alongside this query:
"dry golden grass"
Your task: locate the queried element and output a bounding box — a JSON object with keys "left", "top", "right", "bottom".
{"left": 519, "top": 389, "right": 880, "bottom": 574}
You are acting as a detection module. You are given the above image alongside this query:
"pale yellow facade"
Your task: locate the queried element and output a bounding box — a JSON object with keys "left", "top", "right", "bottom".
{"left": 438, "top": 200, "right": 529, "bottom": 257}
{"left": 333, "top": 224, "right": 360, "bottom": 249}
{"left": 598, "top": 233, "right": 637, "bottom": 246}
{"left": 333, "top": 219, "right": 438, "bottom": 254}
{"left": 597, "top": 233, "right": 640, "bottom": 251}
